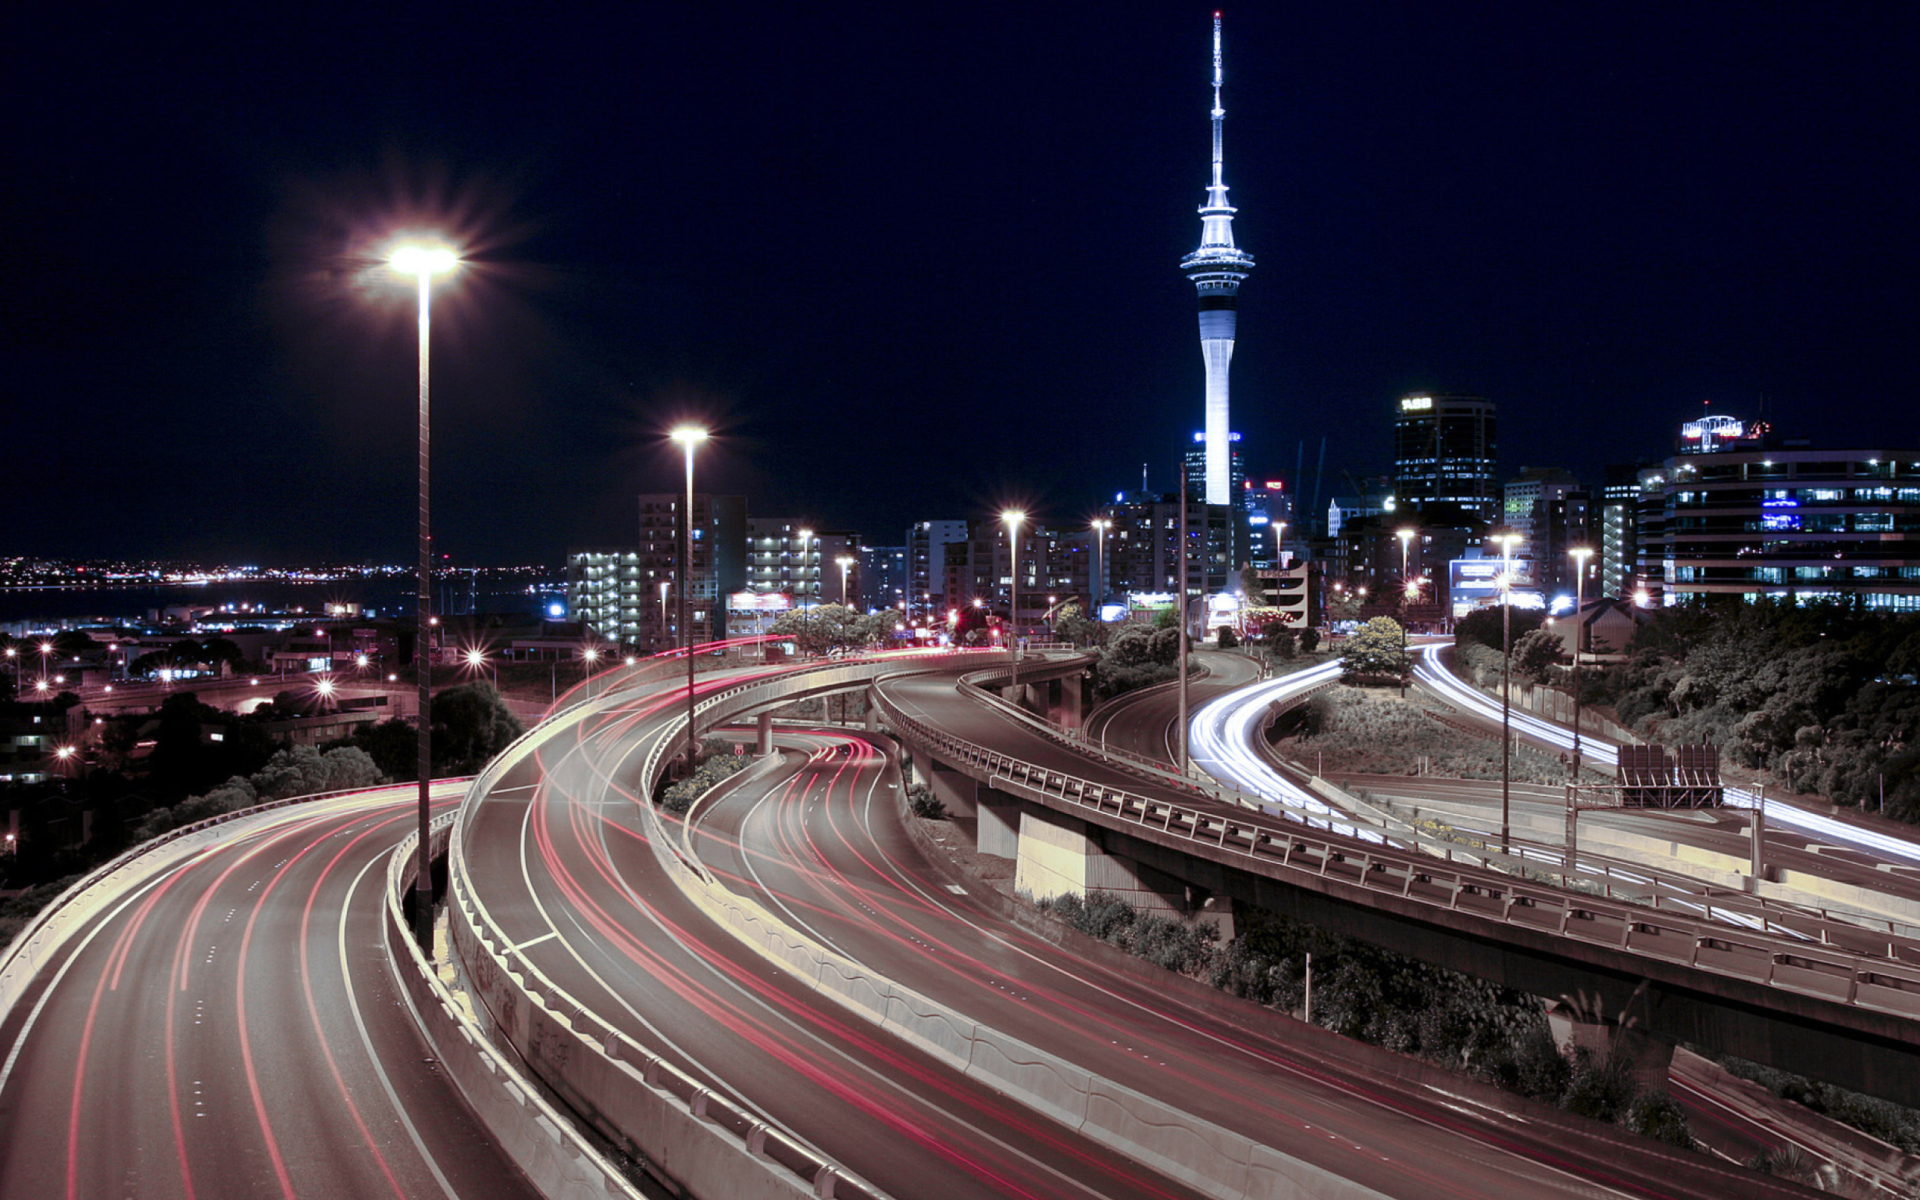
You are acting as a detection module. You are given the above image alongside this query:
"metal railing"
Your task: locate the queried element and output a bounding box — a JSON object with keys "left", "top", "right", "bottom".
{"left": 871, "top": 684, "right": 1920, "bottom": 1022}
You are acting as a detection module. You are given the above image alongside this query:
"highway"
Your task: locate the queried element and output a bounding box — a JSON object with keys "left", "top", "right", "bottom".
{"left": 1084, "top": 651, "right": 1267, "bottom": 762}
{"left": 0, "top": 782, "right": 540, "bottom": 1200}
{"left": 873, "top": 666, "right": 1798, "bottom": 1198}
{"left": 457, "top": 664, "right": 1215, "bottom": 1200}
{"left": 1409, "top": 643, "right": 1920, "bottom": 878}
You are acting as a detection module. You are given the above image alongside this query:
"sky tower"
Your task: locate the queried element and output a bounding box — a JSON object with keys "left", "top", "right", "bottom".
{"left": 1179, "top": 12, "right": 1254, "bottom": 506}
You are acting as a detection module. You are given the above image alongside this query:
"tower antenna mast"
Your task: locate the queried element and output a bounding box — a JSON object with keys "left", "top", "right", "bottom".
{"left": 1180, "top": 11, "right": 1254, "bottom": 509}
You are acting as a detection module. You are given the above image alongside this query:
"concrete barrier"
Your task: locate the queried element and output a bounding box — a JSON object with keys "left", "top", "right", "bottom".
{"left": 405, "top": 820, "right": 875, "bottom": 1200}
{"left": 650, "top": 756, "right": 1391, "bottom": 1200}
{"left": 440, "top": 669, "right": 892, "bottom": 1200}
{"left": 1, "top": 781, "right": 463, "bottom": 1023}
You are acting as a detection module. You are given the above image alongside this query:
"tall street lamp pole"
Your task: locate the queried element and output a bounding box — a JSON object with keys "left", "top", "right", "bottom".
{"left": 1002, "top": 510, "right": 1025, "bottom": 697}
{"left": 1396, "top": 528, "right": 1415, "bottom": 698}
{"left": 1091, "top": 518, "right": 1111, "bottom": 614}
{"left": 1569, "top": 545, "right": 1594, "bottom": 778}
{"left": 837, "top": 554, "right": 855, "bottom": 608}
{"left": 1495, "top": 531, "right": 1522, "bottom": 855}
{"left": 1177, "top": 464, "right": 1191, "bottom": 775}
{"left": 390, "top": 241, "right": 457, "bottom": 950}
{"left": 672, "top": 427, "right": 709, "bottom": 781}
{"left": 797, "top": 528, "right": 814, "bottom": 649}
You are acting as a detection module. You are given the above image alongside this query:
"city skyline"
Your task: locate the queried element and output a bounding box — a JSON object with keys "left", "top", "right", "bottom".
{"left": 7, "top": 5, "right": 1917, "bottom": 564}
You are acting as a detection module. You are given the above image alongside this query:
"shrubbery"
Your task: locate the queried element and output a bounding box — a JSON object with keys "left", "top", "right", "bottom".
{"left": 1038, "top": 891, "right": 1690, "bottom": 1148}
{"left": 129, "top": 744, "right": 386, "bottom": 843}
{"left": 658, "top": 736, "right": 754, "bottom": 813}
{"left": 1598, "top": 597, "right": 1920, "bottom": 816}
{"left": 1276, "top": 686, "right": 1595, "bottom": 784}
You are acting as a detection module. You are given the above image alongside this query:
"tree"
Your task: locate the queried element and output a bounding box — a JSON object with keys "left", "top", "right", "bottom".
{"left": 1053, "top": 602, "right": 1102, "bottom": 648}
{"left": 1510, "top": 628, "right": 1565, "bottom": 686}
{"left": 1298, "top": 627, "right": 1321, "bottom": 654}
{"left": 431, "top": 681, "right": 525, "bottom": 775}
{"left": 336, "top": 718, "right": 419, "bottom": 781}
{"left": 770, "top": 603, "right": 869, "bottom": 656}
{"left": 1455, "top": 605, "right": 1547, "bottom": 652}
{"left": 1340, "top": 617, "right": 1409, "bottom": 683}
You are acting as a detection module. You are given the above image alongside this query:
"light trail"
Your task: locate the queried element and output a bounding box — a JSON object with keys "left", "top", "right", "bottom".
{"left": 1186, "top": 659, "right": 1390, "bottom": 841}
{"left": 1408, "top": 644, "right": 1920, "bottom": 868}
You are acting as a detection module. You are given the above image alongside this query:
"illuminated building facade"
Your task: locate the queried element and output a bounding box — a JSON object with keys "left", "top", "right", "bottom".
{"left": 1637, "top": 443, "right": 1920, "bottom": 610}
{"left": 1179, "top": 14, "right": 1254, "bottom": 507}
{"left": 1393, "top": 393, "right": 1498, "bottom": 520}
{"left": 639, "top": 493, "right": 746, "bottom": 648}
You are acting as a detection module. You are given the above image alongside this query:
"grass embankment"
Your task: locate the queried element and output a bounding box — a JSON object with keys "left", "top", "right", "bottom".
{"left": 1278, "top": 685, "right": 1605, "bottom": 784}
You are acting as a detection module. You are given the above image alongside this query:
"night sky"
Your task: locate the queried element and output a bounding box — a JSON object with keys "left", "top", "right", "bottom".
{"left": 8, "top": 4, "right": 1917, "bottom": 564}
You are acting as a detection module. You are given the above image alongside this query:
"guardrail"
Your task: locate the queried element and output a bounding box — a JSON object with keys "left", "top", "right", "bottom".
{"left": 387, "top": 816, "right": 649, "bottom": 1200}
{"left": 871, "top": 685, "right": 1920, "bottom": 1023}
{"left": 1, "top": 779, "right": 467, "bottom": 1021}
{"left": 444, "top": 653, "right": 1009, "bottom": 1200}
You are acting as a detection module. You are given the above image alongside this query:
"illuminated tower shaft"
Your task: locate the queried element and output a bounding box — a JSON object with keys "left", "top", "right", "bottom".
{"left": 1179, "top": 12, "right": 1254, "bottom": 506}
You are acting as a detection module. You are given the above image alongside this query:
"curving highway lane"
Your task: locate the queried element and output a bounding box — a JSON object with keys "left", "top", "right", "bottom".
{"left": 0, "top": 782, "right": 540, "bottom": 1200}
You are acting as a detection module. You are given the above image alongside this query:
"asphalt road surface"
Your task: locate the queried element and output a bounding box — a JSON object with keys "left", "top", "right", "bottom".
{"left": 0, "top": 783, "right": 540, "bottom": 1200}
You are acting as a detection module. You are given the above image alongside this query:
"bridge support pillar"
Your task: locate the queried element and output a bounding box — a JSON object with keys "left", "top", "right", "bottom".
{"left": 757, "top": 713, "right": 774, "bottom": 757}
{"left": 911, "top": 751, "right": 979, "bottom": 820}
{"left": 1057, "top": 676, "right": 1085, "bottom": 732}
{"left": 1547, "top": 1003, "right": 1676, "bottom": 1093}
{"left": 976, "top": 787, "right": 1021, "bottom": 857}
{"left": 1012, "top": 808, "right": 1233, "bottom": 937}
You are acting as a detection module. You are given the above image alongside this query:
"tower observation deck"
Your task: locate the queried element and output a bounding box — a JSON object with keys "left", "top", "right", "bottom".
{"left": 1179, "top": 12, "right": 1254, "bottom": 507}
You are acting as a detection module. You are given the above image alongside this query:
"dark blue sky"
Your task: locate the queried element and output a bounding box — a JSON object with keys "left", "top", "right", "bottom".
{"left": 7, "top": 4, "right": 1916, "bottom": 563}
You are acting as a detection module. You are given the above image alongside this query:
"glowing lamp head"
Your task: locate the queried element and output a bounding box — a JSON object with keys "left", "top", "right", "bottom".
{"left": 1001, "top": 509, "right": 1025, "bottom": 530}
{"left": 583, "top": 648, "right": 599, "bottom": 663}
{"left": 669, "top": 426, "right": 709, "bottom": 447}
{"left": 389, "top": 244, "right": 459, "bottom": 277}
{"left": 316, "top": 678, "right": 336, "bottom": 696}
{"left": 465, "top": 649, "right": 485, "bottom": 668}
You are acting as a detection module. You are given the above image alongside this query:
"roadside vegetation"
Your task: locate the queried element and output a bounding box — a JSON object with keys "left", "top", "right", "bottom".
{"left": 0, "top": 680, "right": 526, "bottom": 945}
{"left": 1454, "top": 597, "right": 1920, "bottom": 821}
{"left": 656, "top": 736, "right": 755, "bottom": 813}
{"left": 1273, "top": 686, "right": 1599, "bottom": 784}
{"left": 1035, "top": 891, "right": 1693, "bottom": 1149}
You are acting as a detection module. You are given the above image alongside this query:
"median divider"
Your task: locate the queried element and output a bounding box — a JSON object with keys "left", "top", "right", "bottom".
{"left": 385, "top": 818, "right": 644, "bottom": 1200}
{"left": 647, "top": 730, "right": 1390, "bottom": 1200}
{"left": 441, "top": 662, "right": 894, "bottom": 1200}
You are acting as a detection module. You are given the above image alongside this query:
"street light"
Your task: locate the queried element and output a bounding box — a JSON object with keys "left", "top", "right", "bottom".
{"left": 658, "top": 579, "right": 672, "bottom": 651}
{"left": 796, "top": 528, "right": 814, "bottom": 622}
{"left": 1568, "top": 545, "right": 1594, "bottom": 778}
{"left": 1002, "top": 509, "right": 1025, "bottom": 696}
{"left": 671, "top": 426, "right": 709, "bottom": 781}
{"left": 1494, "top": 530, "right": 1523, "bottom": 854}
{"left": 390, "top": 238, "right": 459, "bottom": 950}
{"left": 1396, "top": 528, "right": 1416, "bottom": 697}
{"left": 582, "top": 646, "right": 600, "bottom": 699}
{"left": 836, "top": 554, "right": 855, "bottom": 608}
{"left": 1091, "top": 518, "right": 1111, "bottom": 613}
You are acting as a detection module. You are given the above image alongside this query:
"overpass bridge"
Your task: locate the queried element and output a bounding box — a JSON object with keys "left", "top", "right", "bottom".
{"left": 877, "top": 657, "right": 1920, "bottom": 1107}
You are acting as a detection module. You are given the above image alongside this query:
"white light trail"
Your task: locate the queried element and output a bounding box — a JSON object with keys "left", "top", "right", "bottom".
{"left": 1410, "top": 644, "right": 1920, "bottom": 868}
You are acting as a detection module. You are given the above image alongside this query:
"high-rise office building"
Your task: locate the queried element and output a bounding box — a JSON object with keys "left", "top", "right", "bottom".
{"left": 1600, "top": 463, "right": 1644, "bottom": 599}
{"left": 639, "top": 493, "right": 746, "bottom": 649}
{"left": 1179, "top": 14, "right": 1254, "bottom": 507}
{"left": 907, "top": 520, "right": 969, "bottom": 612}
{"left": 1393, "top": 393, "right": 1498, "bottom": 520}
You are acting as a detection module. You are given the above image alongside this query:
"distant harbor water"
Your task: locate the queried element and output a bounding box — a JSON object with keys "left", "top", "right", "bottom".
{"left": 0, "top": 577, "right": 565, "bottom": 632}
